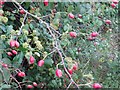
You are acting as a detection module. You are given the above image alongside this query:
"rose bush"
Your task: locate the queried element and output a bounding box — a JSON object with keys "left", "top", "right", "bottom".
{"left": 0, "top": 0, "right": 119, "bottom": 89}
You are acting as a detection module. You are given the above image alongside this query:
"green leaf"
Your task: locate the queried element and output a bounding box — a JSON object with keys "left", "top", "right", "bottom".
{"left": 55, "top": 12, "right": 61, "bottom": 19}
{"left": 18, "top": 52, "right": 24, "bottom": 64}
{"left": 67, "top": 5, "right": 74, "bottom": 13}
{"left": 44, "top": 58, "right": 54, "bottom": 67}
{"left": 2, "top": 58, "right": 11, "bottom": 65}
{"left": 0, "top": 84, "right": 11, "bottom": 89}
{"left": 63, "top": 24, "right": 72, "bottom": 31}
{"left": 18, "top": 47, "right": 28, "bottom": 52}
{"left": 12, "top": 52, "right": 24, "bottom": 67}
{"left": 61, "top": 39, "right": 70, "bottom": 47}
{"left": 23, "top": 24, "right": 29, "bottom": 30}
{"left": 29, "top": 23, "right": 34, "bottom": 30}
{"left": 77, "top": 18, "right": 83, "bottom": 23}
{"left": 6, "top": 25, "right": 13, "bottom": 31}
{"left": 52, "top": 19, "right": 59, "bottom": 26}
{"left": 0, "top": 24, "right": 6, "bottom": 32}
{"left": 51, "top": 80, "right": 57, "bottom": 87}
{"left": 3, "top": 68, "right": 10, "bottom": 82}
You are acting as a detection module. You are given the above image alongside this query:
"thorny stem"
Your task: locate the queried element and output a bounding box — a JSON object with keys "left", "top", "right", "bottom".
{"left": 0, "top": 61, "right": 23, "bottom": 89}
{"left": 10, "top": 75, "right": 22, "bottom": 89}
{"left": 12, "top": 0, "right": 81, "bottom": 89}
{"left": 66, "top": 81, "right": 72, "bottom": 90}
{"left": 43, "top": 49, "right": 56, "bottom": 60}
{"left": 12, "top": 0, "right": 61, "bottom": 36}
{"left": 16, "top": 13, "right": 28, "bottom": 40}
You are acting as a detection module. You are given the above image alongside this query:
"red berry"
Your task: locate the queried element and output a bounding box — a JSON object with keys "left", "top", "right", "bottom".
{"left": 68, "top": 13, "right": 74, "bottom": 19}
{"left": 112, "top": 0, "right": 119, "bottom": 4}
{"left": 27, "top": 85, "right": 33, "bottom": 89}
{"left": 0, "top": 5, "right": 2, "bottom": 8}
{"left": 20, "top": 9, "right": 25, "bottom": 14}
{"left": 33, "top": 82, "right": 37, "bottom": 87}
{"left": 105, "top": 20, "right": 111, "bottom": 25}
{"left": 15, "top": 41, "right": 20, "bottom": 48}
{"left": 44, "top": 0, "right": 48, "bottom": 6}
{"left": 0, "top": 0, "right": 5, "bottom": 5}
{"left": 2, "top": 63, "right": 8, "bottom": 68}
{"left": 72, "top": 63, "right": 78, "bottom": 71}
{"left": 88, "top": 36, "right": 95, "bottom": 41}
{"left": 111, "top": 3, "right": 116, "bottom": 8}
{"left": 55, "top": 69, "right": 62, "bottom": 78}
{"left": 30, "top": 56, "right": 35, "bottom": 64}
{"left": 90, "top": 32, "right": 99, "bottom": 37}
{"left": 78, "top": 14, "right": 82, "bottom": 18}
{"left": 38, "top": 60, "right": 44, "bottom": 67}
{"left": 7, "top": 52, "right": 13, "bottom": 56}
{"left": 18, "top": 72, "right": 25, "bottom": 77}
{"left": 10, "top": 40, "right": 15, "bottom": 47}
{"left": 12, "top": 50, "right": 17, "bottom": 55}
{"left": 92, "top": 83, "right": 102, "bottom": 89}
{"left": 68, "top": 69, "right": 73, "bottom": 75}
{"left": 69, "top": 31, "right": 77, "bottom": 38}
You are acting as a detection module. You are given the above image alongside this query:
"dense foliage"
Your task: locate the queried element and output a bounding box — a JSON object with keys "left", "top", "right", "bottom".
{"left": 0, "top": 0, "right": 119, "bottom": 89}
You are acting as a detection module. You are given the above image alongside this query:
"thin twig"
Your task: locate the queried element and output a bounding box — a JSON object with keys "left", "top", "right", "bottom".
{"left": 12, "top": 0, "right": 61, "bottom": 36}
{"left": 10, "top": 75, "right": 22, "bottom": 89}
{"left": 16, "top": 12, "right": 28, "bottom": 41}
{"left": 82, "top": 59, "right": 91, "bottom": 75}
{"left": 66, "top": 81, "right": 72, "bottom": 90}
{"left": 12, "top": 1, "right": 80, "bottom": 89}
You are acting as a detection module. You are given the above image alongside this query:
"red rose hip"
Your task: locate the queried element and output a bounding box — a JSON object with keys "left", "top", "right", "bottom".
{"left": 0, "top": 0, "right": 5, "bottom": 5}
{"left": 10, "top": 40, "right": 15, "bottom": 47}
{"left": 112, "top": 0, "right": 119, "bottom": 4}
{"left": 15, "top": 41, "right": 20, "bottom": 48}
{"left": 92, "top": 83, "right": 102, "bottom": 89}
{"left": 33, "top": 82, "right": 37, "bottom": 87}
{"left": 44, "top": 0, "right": 48, "bottom": 6}
{"left": 18, "top": 72, "right": 26, "bottom": 77}
{"left": 69, "top": 32, "right": 77, "bottom": 38}
{"left": 78, "top": 14, "right": 82, "bottom": 18}
{"left": 2, "top": 63, "right": 8, "bottom": 68}
{"left": 27, "top": 85, "right": 33, "bottom": 89}
{"left": 38, "top": 60, "right": 44, "bottom": 67}
{"left": 12, "top": 50, "right": 17, "bottom": 55}
{"left": 68, "top": 13, "right": 74, "bottom": 19}
{"left": 72, "top": 63, "right": 78, "bottom": 71}
{"left": 55, "top": 69, "right": 62, "bottom": 78}
{"left": 90, "top": 32, "right": 99, "bottom": 37}
{"left": 29, "top": 56, "right": 35, "bottom": 64}
{"left": 20, "top": 9, "right": 25, "bottom": 14}
{"left": 68, "top": 69, "right": 73, "bottom": 75}
{"left": 7, "top": 52, "right": 13, "bottom": 56}
{"left": 111, "top": 3, "right": 116, "bottom": 8}
{"left": 105, "top": 20, "right": 111, "bottom": 25}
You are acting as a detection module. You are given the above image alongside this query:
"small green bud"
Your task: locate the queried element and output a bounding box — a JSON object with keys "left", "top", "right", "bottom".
{"left": 33, "top": 30, "right": 37, "bottom": 35}
{"left": 2, "top": 17, "right": 8, "bottom": 23}
{"left": 1, "top": 35, "right": 6, "bottom": 40}
{"left": 23, "top": 29, "right": 29, "bottom": 35}
{"left": 34, "top": 52, "right": 40, "bottom": 57}
{"left": 22, "top": 42, "right": 29, "bottom": 48}
{"left": 27, "top": 38, "right": 31, "bottom": 43}
{"left": 10, "top": 30, "right": 16, "bottom": 35}
{"left": 33, "top": 36, "right": 38, "bottom": 41}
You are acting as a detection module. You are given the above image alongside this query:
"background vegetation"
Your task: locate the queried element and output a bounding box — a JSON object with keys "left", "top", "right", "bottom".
{"left": 0, "top": 0, "right": 119, "bottom": 89}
